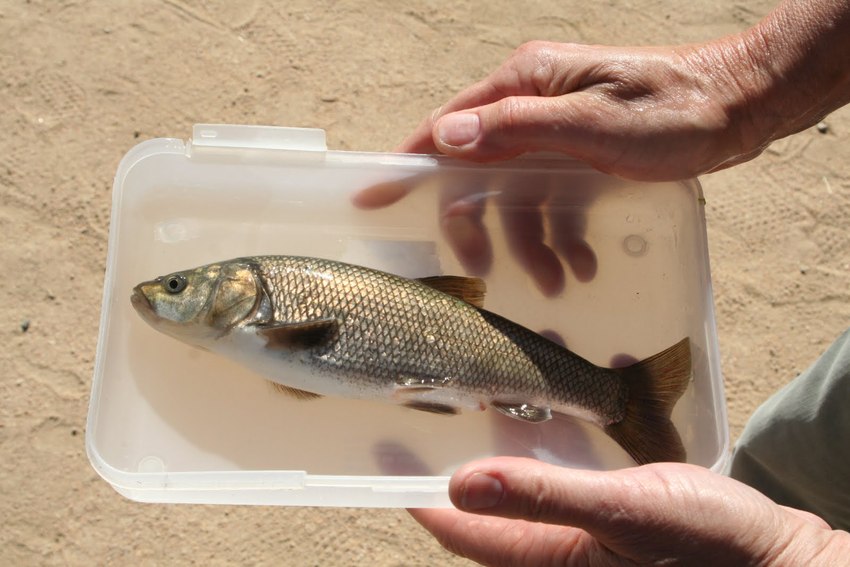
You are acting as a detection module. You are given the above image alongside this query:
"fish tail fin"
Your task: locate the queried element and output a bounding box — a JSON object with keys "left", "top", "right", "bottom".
{"left": 604, "top": 338, "right": 692, "bottom": 465}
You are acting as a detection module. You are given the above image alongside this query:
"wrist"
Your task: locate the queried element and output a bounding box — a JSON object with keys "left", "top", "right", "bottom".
{"left": 740, "top": 0, "right": 850, "bottom": 139}
{"left": 682, "top": 0, "right": 850, "bottom": 163}
{"left": 679, "top": 34, "right": 777, "bottom": 166}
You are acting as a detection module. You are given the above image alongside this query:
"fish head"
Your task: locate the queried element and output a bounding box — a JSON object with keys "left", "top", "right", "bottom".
{"left": 131, "top": 260, "right": 263, "bottom": 343}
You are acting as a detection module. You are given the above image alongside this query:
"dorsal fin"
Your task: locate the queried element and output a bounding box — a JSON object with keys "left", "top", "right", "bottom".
{"left": 417, "top": 276, "right": 486, "bottom": 308}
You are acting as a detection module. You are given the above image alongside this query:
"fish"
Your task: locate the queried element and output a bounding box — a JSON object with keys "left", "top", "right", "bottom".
{"left": 131, "top": 255, "right": 692, "bottom": 465}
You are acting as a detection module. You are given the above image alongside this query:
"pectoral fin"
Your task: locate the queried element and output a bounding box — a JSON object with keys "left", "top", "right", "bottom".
{"left": 491, "top": 401, "right": 552, "bottom": 423}
{"left": 416, "top": 276, "right": 486, "bottom": 308}
{"left": 258, "top": 318, "right": 339, "bottom": 350}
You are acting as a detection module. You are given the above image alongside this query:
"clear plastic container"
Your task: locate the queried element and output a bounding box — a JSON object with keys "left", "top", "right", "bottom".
{"left": 86, "top": 124, "right": 728, "bottom": 507}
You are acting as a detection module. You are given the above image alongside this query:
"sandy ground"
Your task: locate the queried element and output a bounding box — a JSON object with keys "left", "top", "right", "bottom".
{"left": 2, "top": 0, "right": 849, "bottom": 565}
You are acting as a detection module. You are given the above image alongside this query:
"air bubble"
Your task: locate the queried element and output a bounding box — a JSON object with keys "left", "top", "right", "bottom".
{"left": 623, "top": 235, "right": 648, "bottom": 257}
{"left": 154, "top": 219, "right": 197, "bottom": 243}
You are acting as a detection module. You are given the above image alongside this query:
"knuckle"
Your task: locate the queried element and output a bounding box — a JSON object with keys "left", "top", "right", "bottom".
{"left": 513, "top": 40, "right": 552, "bottom": 59}
{"left": 511, "top": 41, "right": 557, "bottom": 75}
{"left": 514, "top": 469, "right": 558, "bottom": 521}
{"left": 495, "top": 96, "right": 526, "bottom": 132}
{"left": 508, "top": 41, "right": 564, "bottom": 96}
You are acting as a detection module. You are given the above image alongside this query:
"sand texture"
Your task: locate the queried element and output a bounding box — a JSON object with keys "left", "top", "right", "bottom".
{"left": 2, "top": 0, "right": 849, "bottom": 565}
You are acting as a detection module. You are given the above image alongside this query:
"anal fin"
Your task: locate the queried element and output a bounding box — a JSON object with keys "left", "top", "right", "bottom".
{"left": 403, "top": 401, "right": 459, "bottom": 416}
{"left": 270, "top": 382, "right": 323, "bottom": 400}
{"left": 492, "top": 401, "right": 552, "bottom": 423}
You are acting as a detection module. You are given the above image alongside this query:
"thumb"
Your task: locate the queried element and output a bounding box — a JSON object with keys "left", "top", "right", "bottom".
{"left": 447, "top": 457, "right": 766, "bottom": 560}
{"left": 432, "top": 94, "right": 597, "bottom": 162}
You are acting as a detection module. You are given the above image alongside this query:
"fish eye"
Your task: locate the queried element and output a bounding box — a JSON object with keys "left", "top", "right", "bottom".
{"left": 163, "top": 274, "right": 187, "bottom": 294}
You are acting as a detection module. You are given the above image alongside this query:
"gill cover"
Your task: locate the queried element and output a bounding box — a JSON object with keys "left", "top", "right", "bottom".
{"left": 207, "top": 262, "right": 263, "bottom": 332}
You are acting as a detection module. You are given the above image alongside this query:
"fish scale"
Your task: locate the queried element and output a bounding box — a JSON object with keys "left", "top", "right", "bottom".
{"left": 253, "top": 256, "right": 628, "bottom": 425}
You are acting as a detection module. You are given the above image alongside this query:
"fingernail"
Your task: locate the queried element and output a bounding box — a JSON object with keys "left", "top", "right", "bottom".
{"left": 437, "top": 113, "right": 480, "bottom": 147}
{"left": 460, "top": 473, "right": 504, "bottom": 510}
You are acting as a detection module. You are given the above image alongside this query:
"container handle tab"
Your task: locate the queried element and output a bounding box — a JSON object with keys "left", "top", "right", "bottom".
{"left": 190, "top": 124, "right": 327, "bottom": 152}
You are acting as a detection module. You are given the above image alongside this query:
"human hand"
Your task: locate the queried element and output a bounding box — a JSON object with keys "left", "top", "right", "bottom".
{"left": 392, "top": 40, "right": 764, "bottom": 182}
{"left": 358, "top": 1, "right": 850, "bottom": 291}
{"left": 354, "top": 165, "right": 601, "bottom": 296}
{"left": 410, "top": 457, "right": 849, "bottom": 566}
{"left": 354, "top": 38, "right": 750, "bottom": 292}
{"left": 393, "top": 0, "right": 850, "bottom": 181}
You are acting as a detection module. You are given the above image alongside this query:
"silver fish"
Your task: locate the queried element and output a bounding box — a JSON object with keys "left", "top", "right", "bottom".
{"left": 131, "top": 255, "right": 692, "bottom": 464}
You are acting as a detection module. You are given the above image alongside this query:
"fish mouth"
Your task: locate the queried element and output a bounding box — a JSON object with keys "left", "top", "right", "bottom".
{"left": 130, "top": 285, "right": 153, "bottom": 314}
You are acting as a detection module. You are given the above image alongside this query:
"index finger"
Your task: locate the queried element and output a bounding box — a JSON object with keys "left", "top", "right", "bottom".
{"left": 393, "top": 108, "right": 444, "bottom": 154}
{"left": 395, "top": 42, "right": 565, "bottom": 154}
{"left": 447, "top": 457, "right": 753, "bottom": 555}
